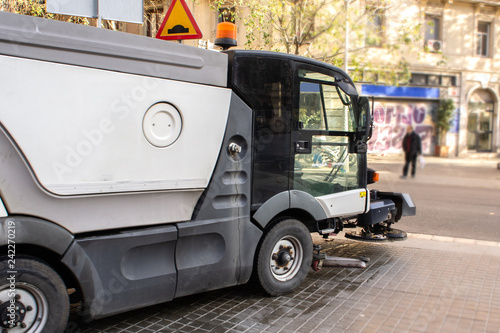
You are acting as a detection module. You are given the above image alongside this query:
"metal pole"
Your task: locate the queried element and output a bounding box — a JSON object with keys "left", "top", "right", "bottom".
{"left": 344, "top": 0, "right": 349, "bottom": 73}
{"left": 97, "top": 0, "right": 102, "bottom": 28}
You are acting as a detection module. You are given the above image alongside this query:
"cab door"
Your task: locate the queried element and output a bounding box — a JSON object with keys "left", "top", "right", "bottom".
{"left": 291, "top": 65, "right": 368, "bottom": 217}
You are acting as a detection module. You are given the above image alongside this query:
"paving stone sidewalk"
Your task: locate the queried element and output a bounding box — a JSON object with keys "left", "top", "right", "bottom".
{"left": 73, "top": 236, "right": 500, "bottom": 333}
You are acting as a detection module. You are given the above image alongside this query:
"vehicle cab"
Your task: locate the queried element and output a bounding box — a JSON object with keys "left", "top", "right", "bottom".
{"left": 226, "top": 51, "right": 372, "bottom": 229}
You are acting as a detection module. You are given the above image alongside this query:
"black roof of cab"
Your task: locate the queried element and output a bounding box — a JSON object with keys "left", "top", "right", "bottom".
{"left": 224, "top": 50, "right": 357, "bottom": 94}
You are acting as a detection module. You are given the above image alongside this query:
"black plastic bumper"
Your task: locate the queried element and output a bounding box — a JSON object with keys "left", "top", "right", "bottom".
{"left": 357, "top": 191, "right": 416, "bottom": 226}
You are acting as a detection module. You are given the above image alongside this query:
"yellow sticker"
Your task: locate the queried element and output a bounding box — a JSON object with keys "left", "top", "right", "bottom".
{"left": 360, "top": 191, "right": 366, "bottom": 198}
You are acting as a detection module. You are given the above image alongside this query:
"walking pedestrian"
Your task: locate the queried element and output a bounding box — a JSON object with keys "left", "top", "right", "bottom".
{"left": 401, "top": 125, "right": 422, "bottom": 178}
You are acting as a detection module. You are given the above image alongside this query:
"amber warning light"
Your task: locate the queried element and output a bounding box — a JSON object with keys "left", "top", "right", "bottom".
{"left": 367, "top": 169, "right": 379, "bottom": 184}
{"left": 215, "top": 22, "right": 237, "bottom": 50}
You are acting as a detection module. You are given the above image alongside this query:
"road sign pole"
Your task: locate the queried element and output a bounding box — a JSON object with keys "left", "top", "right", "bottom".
{"left": 97, "top": 0, "right": 102, "bottom": 28}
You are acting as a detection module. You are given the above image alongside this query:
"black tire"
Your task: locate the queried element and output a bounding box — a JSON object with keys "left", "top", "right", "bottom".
{"left": 256, "top": 219, "right": 313, "bottom": 296}
{"left": 0, "top": 258, "right": 69, "bottom": 333}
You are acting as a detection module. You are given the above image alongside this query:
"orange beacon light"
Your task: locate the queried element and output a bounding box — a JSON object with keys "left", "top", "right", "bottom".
{"left": 215, "top": 22, "right": 237, "bottom": 50}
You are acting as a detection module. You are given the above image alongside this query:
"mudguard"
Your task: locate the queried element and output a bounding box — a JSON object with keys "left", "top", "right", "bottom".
{"left": 0, "top": 216, "right": 73, "bottom": 255}
{"left": 252, "top": 190, "right": 328, "bottom": 229}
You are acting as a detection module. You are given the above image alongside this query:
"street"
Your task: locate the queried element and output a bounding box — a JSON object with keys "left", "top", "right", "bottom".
{"left": 368, "top": 154, "right": 500, "bottom": 243}
{"left": 73, "top": 154, "right": 500, "bottom": 333}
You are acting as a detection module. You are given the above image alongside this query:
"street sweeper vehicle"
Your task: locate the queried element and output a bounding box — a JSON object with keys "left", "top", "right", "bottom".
{"left": 0, "top": 11, "right": 415, "bottom": 332}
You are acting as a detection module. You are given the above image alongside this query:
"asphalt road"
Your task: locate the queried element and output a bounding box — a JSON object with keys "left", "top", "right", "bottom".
{"left": 367, "top": 154, "right": 500, "bottom": 242}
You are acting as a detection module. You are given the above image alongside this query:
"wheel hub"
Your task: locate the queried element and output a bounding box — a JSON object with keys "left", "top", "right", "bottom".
{"left": 0, "top": 297, "right": 30, "bottom": 329}
{"left": 273, "top": 246, "right": 293, "bottom": 268}
{"left": 0, "top": 285, "right": 45, "bottom": 332}
{"left": 269, "top": 236, "right": 303, "bottom": 282}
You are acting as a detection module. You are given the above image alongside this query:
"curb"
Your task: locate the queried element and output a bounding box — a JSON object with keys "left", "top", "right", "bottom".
{"left": 408, "top": 232, "right": 500, "bottom": 248}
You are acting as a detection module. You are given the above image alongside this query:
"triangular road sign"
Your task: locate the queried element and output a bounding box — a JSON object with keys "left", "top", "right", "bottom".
{"left": 156, "top": 0, "right": 202, "bottom": 40}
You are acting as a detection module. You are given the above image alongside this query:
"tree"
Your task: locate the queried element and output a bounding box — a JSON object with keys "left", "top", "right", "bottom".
{"left": 435, "top": 98, "right": 455, "bottom": 146}
{"left": 212, "top": 0, "right": 422, "bottom": 85}
{"left": 245, "top": 0, "right": 339, "bottom": 56}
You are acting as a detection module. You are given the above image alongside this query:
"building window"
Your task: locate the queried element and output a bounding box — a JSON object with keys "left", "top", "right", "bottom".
{"left": 366, "top": 10, "right": 384, "bottom": 47}
{"left": 425, "top": 15, "right": 441, "bottom": 41}
{"left": 411, "top": 74, "right": 427, "bottom": 85}
{"left": 145, "top": 8, "right": 164, "bottom": 37}
{"left": 218, "top": 7, "right": 235, "bottom": 23}
{"left": 441, "top": 76, "right": 456, "bottom": 87}
{"left": 476, "top": 22, "right": 491, "bottom": 57}
{"left": 467, "top": 89, "right": 494, "bottom": 152}
{"left": 410, "top": 73, "right": 457, "bottom": 87}
{"left": 467, "top": 103, "right": 493, "bottom": 151}
{"left": 425, "top": 15, "right": 442, "bottom": 52}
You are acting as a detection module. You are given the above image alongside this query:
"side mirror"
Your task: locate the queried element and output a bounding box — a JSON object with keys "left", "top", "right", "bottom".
{"left": 358, "top": 96, "right": 371, "bottom": 136}
{"left": 349, "top": 96, "right": 372, "bottom": 154}
{"left": 367, "top": 97, "right": 374, "bottom": 140}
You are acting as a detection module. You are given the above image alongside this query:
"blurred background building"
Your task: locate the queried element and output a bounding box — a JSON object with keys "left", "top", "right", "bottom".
{"left": 2, "top": 0, "right": 499, "bottom": 157}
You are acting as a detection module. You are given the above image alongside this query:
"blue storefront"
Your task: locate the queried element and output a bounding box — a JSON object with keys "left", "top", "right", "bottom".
{"left": 360, "top": 84, "right": 460, "bottom": 156}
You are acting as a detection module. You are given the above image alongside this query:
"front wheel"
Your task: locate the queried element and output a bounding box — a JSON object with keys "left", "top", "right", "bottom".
{"left": 0, "top": 258, "right": 69, "bottom": 333}
{"left": 256, "top": 219, "right": 313, "bottom": 296}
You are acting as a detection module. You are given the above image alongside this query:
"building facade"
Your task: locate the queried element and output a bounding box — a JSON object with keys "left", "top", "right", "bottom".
{"left": 358, "top": 0, "right": 500, "bottom": 157}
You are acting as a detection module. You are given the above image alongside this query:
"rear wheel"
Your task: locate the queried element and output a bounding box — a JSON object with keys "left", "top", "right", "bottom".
{"left": 0, "top": 258, "right": 69, "bottom": 333}
{"left": 256, "top": 219, "right": 313, "bottom": 296}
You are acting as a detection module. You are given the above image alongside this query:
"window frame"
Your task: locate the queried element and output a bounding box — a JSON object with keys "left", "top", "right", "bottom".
{"left": 476, "top": 21, "right": 491, "bottom": 57}
{"left": 145, "top": 7, "right": 164, "bottom": 37}
{"left": 298, "top": 76, "right": 356, "bottom": 135}
{"left": 424, "top": 15, "right": 441, "bottom": 42}
{"left": 217, "top": 7, "right": 236, "bottom": 23}
{"left": 365, "top": 9, "right": 385, "bottom": 47}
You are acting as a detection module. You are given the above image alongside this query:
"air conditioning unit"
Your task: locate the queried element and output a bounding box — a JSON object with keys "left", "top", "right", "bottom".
{"left": 427, "top": 40, "right": 442, "bottom": 52}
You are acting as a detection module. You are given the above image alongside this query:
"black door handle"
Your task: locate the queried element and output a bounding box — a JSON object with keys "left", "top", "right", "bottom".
{"left": 295, "top": 141, "right": 311, "bottom": 154}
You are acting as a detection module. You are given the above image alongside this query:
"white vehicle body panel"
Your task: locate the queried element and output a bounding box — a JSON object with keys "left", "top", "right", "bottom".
{"left": 315, "top": 189, "right": 369, "bottom": 217}
{"left": 0, "top": 128, "right": 204, "bottom": 233}
{"left": 1, "top": 55, "right": 231, "bottom": 196}
{"left": 0, "top": 197, "right": 7, "bottom": 217}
